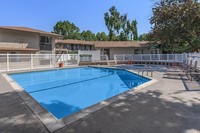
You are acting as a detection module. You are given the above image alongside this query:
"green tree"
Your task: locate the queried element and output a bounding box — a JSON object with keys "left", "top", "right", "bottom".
{"left": 104, "top": 6, "right": 121, "bottom": 40}
{"left": 96, "top": 32, "right": 108, "bottom": 41}
{"left": 53, "top": 21, "right": 81, "bottom": 39}
{"left": 138, "top": 33, "right": 152, "bottom": 41}
{"left": 81, "top": 30, "right": 96, "bottom": 41}
{"left": 131, "top": 20, "right": 138, "bottom": 40}
{"left": 104, "top": 6, "right": 138, "bottom": 41}
{"left": 150, "top": 0, "right": 200, "bottom": 53}
{"left": 120, "top": 15, "right": 131, "bottom": 41}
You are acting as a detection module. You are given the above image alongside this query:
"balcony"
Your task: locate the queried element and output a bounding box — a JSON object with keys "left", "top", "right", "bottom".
{"left": 39, "top": 43, "right": 52, "bottom": 51}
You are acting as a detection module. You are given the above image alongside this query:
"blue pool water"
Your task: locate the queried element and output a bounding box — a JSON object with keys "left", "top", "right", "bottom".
{"left": 10, "top": 67, "right": 150, "bottom": 119}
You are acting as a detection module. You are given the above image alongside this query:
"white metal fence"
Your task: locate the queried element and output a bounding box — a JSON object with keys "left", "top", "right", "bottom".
{"left": 56, "top": 54, "right": 78, "bottom": 65}
{"left": 0, "top": 54, "right": 79, "bottom": 72}
{"left": 114, "top": 54, "right": 186, "bottom": 63}
{"left": 1, "top": 53, "right": 199, "bottom": 72}
{"left": 0, "top": 53, "right": 108, "bottom": 72}
{"left": 79, "top": 55, "right": 108, "bottom": 62}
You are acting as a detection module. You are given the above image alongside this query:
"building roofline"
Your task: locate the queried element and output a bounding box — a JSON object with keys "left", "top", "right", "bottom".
{"left": 55, "top": 39, "right": 151, "bottom": 48}
{"left": 0, "top": 26, "right": 63, "bottom": 37}
{"left": 56, "top": 39, "right": 94, "bottom": 45}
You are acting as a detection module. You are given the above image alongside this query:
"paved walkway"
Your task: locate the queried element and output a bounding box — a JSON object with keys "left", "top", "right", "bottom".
{"left": 0, "top": 74, "right": 48, "bottom": 133}
{"left": 0, "top": 71, "right": 200, "bottom": 133}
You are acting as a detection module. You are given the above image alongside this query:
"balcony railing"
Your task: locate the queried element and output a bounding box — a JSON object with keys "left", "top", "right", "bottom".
{"left": 39, "top": 43, "right": 52, "bottom": 51}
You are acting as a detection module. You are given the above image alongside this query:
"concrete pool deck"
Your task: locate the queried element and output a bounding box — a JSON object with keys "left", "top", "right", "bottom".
{"left": 0, "top": 69, "right": 200, "bottom": 133}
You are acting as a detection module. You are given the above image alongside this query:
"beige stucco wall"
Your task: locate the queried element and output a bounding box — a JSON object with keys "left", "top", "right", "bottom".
{"left": 0, "top": 29, "right": 56, "bottom": 54}
{"left": 0, "top": 29, "right": 40, "bottom": 49}
{"left": 96, "top": 47, "right": 152, "bottom": 60}
{"left": 109, "top": 48, "right": 134, "bottom": 59}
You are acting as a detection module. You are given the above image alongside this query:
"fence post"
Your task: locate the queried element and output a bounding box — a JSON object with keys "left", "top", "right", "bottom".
{"left": 31, "top": 54, "right": 33, "bottom": 69}
{"left": 114, "top": 54, "right": 117, "bottom": 62}
{"left": 106, "top": 55, "right": 109, "bottom": 61}
{"left": 77, "top": 54, "right": 80, "bottom": 65}
{"left": 182, "top": 53, "right": 185, "bottom": 63}
{"left": 6, "top": 53, "right": 9, "bottom": 71}
{"left": 53, "top": 54, "right": 56, "bottom": 67}
{"left": 150, "top": 54, "right": 152, "bottom": 61}
{"left": 113, "top": 54, "right": 115, "bottom": 61}
{"left": 49, "top": 54, "right": 52, "bottom": 68}
{"left": 62, "top": 54, "right": 64, "bottom": 62}
{"left": 175, "top": 54, "right": 177, "bottom": 62}
{"left": 65, "top": 54, "right": 68, "bottom": 66}
{"left": 167, "top": 54, "right": 169, "bottom": 61}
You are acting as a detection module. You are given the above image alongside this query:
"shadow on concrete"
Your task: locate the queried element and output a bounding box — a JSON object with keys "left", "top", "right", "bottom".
{"left": 181, "top": 76, "right": 200, "bottom": 92}
{"left": 162, "top": 74, "right": 200, "bottom": 92}
{"left": 54, "top": 90, "right": 200, "bottom": 133}
{"left": 0, "top": 91, "right": 48, "bottom": 133}
{"left": 0, "top": 74, "right": 48, "bottom": 133}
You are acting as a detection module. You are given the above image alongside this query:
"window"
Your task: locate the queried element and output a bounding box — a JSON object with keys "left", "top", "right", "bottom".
{"left": 55, "top": 44, "right": 61, "bottom": 49}
{"left": 104, "top": 49, "right": 110, "bottom": 56}
{"left": 39, "top": 36, "right": 52, "bottom": 51}
{"left": 134, "top": 49, "right": 143, "bottom": 54}
{"left": 63, "top": 44, "right": 69, "bottom": 49}
{"left": 149, "top": 49, "right": 159, "bottom": 54}
{"left": 70, "top": 44, "right": 73, "bottom": 50}
{"left": 79, "top": 45, "right": 84, "bottom": 50}
{"left": 40, "top": 36, "right": 52, "bottom": 44}
{"left": 74, "top": 45, "right": 79, "bottom": 50}
{"left": 72, "top": 44, "right": 79, "bottom": 50}
{"left": 69, "top": 44, "right": 72, "bottom": 50}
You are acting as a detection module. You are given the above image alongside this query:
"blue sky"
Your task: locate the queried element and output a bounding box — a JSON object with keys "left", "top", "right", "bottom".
{"left": 0, "top": 0, "right": 154, "bottom": 35}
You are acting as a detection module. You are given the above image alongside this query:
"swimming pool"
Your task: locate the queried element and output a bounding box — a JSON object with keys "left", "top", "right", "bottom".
{"left": 10, "top": 67, "right": 150, "bottom": 119}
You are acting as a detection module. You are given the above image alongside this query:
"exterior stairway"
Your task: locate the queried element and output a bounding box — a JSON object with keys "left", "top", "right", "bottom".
{"left": 107, "top": 60, "right": 117, "bottom": 66}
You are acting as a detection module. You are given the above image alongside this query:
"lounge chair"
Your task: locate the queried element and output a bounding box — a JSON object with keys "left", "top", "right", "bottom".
{"left": 180, "top": 58, "right": 192, "bottom": 69}
{"left": 166, "top": 58, "right": 193, "bottom": 72}
{"left": 190, "top": 72, "right": 200, "bottom": 81}
{"left": 164, "top": 61, "right": 199, "bottom": 81}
